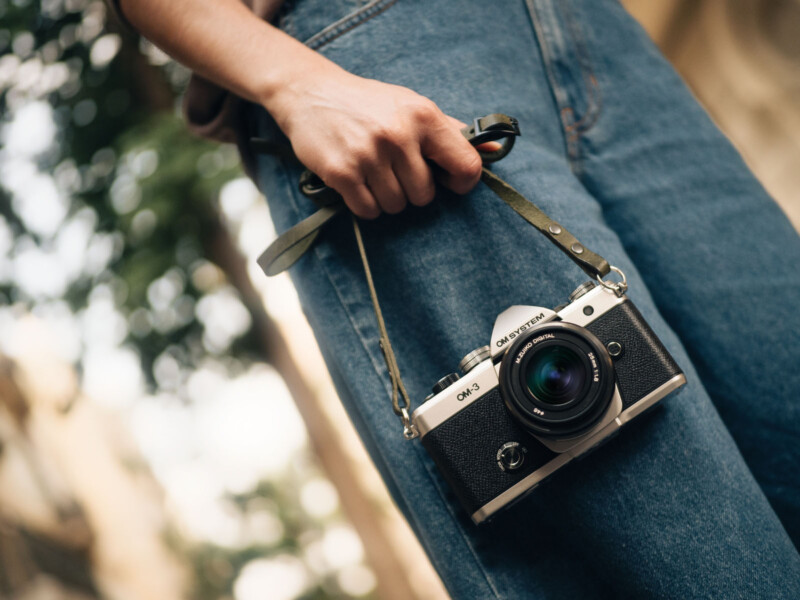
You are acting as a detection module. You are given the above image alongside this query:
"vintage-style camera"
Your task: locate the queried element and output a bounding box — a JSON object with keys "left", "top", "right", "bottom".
{"left": 412, "top": 281, "right": 686, "bottom": 524}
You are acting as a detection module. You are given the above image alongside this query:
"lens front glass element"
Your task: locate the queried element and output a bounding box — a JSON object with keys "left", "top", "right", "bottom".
{"left": 499, "top": 322, "right": 616, "bottom": 438}
{"left": 525, "top": 346, "right": 586, "bottom": 405}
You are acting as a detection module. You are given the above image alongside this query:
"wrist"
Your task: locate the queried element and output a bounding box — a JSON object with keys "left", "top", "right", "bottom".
{"left": 254, "top": 40, "right": 347, "bottom": 132}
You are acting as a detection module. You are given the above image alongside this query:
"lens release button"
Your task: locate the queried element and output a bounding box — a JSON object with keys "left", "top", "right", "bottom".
{"left": 497, "top": 442, "right": 526, "bottom": 472}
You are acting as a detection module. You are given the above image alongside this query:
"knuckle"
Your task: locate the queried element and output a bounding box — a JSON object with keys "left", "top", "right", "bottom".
{"left": 320, "top": 160, "right": 353, "bottom": 186}
{"left": 373, "top": 123, "right": 401, "bottom": 145}
{"left": 409, "top": 97, "right": 439, "bottom": 122}
{"left": 352, "top": 143, "right": 380, "bottom": 168}
{"left": 386, "top": 121, "right": 417, "bottom": 150}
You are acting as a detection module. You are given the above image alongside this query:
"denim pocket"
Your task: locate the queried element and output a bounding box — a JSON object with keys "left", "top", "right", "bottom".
{"left": 275, "top": 0, "right": 400, "bottom": 51}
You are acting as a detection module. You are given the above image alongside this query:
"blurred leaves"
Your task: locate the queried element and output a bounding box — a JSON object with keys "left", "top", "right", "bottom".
{"left": 0, "top": 0, "right": 257, "bottom": 387}
{"left": 0, "top": 3, "right": 378, "bottom": 600}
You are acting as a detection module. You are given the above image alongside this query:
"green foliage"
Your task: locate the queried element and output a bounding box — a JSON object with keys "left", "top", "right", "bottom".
{"left": 0, "top": 0, "right": 255, "bottom": 385}
{"left": 0, "top": 3, "right": 378, "bottom": 599}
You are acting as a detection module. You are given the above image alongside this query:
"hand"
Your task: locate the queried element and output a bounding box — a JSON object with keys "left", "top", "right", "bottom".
{"left": 267, "top": 66, "right": 489, "bottom": 219}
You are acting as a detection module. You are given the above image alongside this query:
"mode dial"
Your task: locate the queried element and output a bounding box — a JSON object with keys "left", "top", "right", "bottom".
{"left": 568, "top": 281, "right": 597, "bottom": 302}
{"left": 458, "top": 346, "right": 491, "bottom": 374}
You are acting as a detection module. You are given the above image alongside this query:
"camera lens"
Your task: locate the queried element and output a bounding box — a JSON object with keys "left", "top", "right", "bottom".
{"left": 525, "top": 346, "right": 586, "bottom": 405}
{"left": 499, "top": 322, "right": 615, "bottom": 438}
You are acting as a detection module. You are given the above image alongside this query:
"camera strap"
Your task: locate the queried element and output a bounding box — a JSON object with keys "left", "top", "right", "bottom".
{"left": 251, "top": 113, "right": 615, "bottom": 438}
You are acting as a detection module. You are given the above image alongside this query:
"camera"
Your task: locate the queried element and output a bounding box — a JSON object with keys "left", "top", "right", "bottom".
{"left": 412, "top": 281, "right": 686, "bottom": 524}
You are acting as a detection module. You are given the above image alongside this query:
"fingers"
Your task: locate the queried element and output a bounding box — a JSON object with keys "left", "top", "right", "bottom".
{"left": 366, "top": 166, "right": 408, "bottom": 214}
{"left": 340, "top": 155, "right": 432, "bottom": 217}
{"left": 421, "top": 112, "right": 483, "bottom": 195}
{"left": 335, "top": 179, "right": 381, "bottom": 220}
{"left": 319, "top": 159, "right": 382, "bottom": 219}
{"left": 316, "top": 100, "right": 484, "bottom": 218}
{"left": 326, "top": 164, "right": 406, "bottom": 218}
{"left": 393, "top": 149, "right": 436, "bottom": 207}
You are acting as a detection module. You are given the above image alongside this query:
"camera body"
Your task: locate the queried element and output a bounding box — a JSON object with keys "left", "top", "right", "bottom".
{"left": 412, "top": 282, "right": 686, "bottom": 524}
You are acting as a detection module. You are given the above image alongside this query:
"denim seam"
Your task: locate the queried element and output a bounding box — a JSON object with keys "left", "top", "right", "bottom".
{"left": 525, "top": 0, "right": 573, "bottom": 161}
{"left": 271, "top": 159, "right": 504, "bottom": 600}
{"left": 524, "top": 0, "right": 602, "bottom": 169}
{"left": 304, "top": 0, "right": 399, "bottom": 50}
{"left": 560, "top": 0, "right": 602, "bottom": 135}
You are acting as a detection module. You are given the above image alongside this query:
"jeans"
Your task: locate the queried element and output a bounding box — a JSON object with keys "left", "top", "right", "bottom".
{"left": 251, "top": 0, "right": 800, "bottom": 597}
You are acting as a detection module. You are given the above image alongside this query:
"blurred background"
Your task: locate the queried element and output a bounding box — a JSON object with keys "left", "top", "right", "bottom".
{"left": 0, "top": 0, "right": 797, "bottom": 599}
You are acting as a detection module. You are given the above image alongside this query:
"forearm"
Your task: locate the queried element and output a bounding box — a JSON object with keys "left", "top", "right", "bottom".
{"left": 118, "top": 0, "right": 342, "bottom": 116}
{"left": 118, "top": 0, "right": 485, "bottom": 218}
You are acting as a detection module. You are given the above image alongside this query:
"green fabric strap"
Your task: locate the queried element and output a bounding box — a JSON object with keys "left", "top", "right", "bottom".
{"left": 257, "top": 169, "right": 611, "bottom": 280}
{"left": 257, "top": 204, "right": 342, "bottom": 276}
{"left": 479, "top": 168, "right": 610, "bottom": 278}
{"left": 350, "top": 216, "right": 413, "bottom": 428}
{"left": 257, "top": 208, "right": 417, "bottom": 435}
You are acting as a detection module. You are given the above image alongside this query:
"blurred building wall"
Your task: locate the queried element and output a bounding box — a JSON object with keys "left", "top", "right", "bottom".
{"left": 623, "top": 0, "right": 800, "bottom": 229}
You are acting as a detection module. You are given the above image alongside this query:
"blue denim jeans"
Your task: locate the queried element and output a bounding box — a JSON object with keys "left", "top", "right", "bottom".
{"left": 252, "top": 0, "right": 800, "bottom": 597}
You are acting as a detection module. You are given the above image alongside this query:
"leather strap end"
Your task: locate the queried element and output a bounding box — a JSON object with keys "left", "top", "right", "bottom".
{"left": 549, "top": 233, "right": 611, "bottom": 279}
{"left": 258, "top": 232, "right": 320, "bottom": 276}
{"left": 256, "top": 204, "right": 343, "bottom": 277}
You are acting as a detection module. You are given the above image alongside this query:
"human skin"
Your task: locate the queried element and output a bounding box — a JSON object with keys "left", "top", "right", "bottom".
{"left": 119, "top": 0, "right": 492, "bottom": 218}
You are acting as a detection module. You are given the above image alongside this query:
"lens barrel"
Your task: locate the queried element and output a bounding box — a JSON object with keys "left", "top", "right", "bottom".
{"left": 499, "top": 322, "right": 615, "bottom": 437}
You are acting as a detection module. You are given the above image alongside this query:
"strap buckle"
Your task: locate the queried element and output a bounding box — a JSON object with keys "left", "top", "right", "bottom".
{"left": 469, "top": 114, "right": 520, "bottom": 145}
{"left": 299, "top": 170, "right": 341, "bottom": 207}
{"left": 464, "top": 114, "right": 521, "bottom": 163}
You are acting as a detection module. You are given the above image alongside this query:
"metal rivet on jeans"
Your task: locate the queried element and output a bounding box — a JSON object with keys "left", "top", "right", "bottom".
{"left": 571, "top": 243, "right": 584, "bottom": 254}
{"left": 548, "top": 224, "right": 562, "bottom": 235}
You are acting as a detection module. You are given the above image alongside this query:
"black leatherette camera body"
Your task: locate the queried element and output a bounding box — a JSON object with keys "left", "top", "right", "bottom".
{"left": 414, "top": 285, "right": 685, "bottom": 523}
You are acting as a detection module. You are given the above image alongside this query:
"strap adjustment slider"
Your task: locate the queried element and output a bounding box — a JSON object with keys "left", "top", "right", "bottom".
{"left": 465, "top": 114, "right": 521, "bottom": 163}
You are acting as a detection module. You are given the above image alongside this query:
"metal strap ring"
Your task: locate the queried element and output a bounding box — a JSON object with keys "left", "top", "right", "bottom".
{"left": 596, "top": 265, "right": 628, "bottom": 295}
{"left": 400, "top": 407, "right": 419, "bottom": 440}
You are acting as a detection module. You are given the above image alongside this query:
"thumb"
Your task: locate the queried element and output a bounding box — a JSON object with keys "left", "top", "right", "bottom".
{"left": 446, "top": 116, "right": 504, "bottom": 154}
